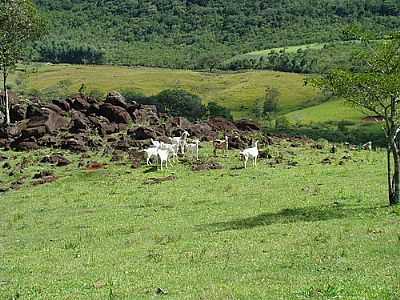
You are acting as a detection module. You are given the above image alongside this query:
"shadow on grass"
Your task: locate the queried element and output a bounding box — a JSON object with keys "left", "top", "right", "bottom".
{"left": 198, "top": 205, "right": 386, "bottom": 232}
{"left": 143, "top": 166, "right": 158, "bottom": 173}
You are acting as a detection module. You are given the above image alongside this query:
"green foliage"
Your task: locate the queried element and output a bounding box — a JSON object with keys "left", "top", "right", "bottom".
{"left": 153, "top": 89, "right": 207, "bottom": 121}
{"left": 31, "top": 0, "right": 400, "bottom": 68}
{"left": 207, "top": 101, "right": 233, "bottom": 120}
{"left": 264, "top": 86, "right": 281, "bottom": 113}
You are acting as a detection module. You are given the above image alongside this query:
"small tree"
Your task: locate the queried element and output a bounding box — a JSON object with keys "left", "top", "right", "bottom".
{"left": 311, "top": 33, "right": 400, "bottom": 206}
{"left": 0, "top": 0, "right": 44, "bottom": 125}
{"left": 264, "top": 86, "right": 280, "bottom": 114}
{"left": 154, "top": 89, "right": 207, "bottom": 121}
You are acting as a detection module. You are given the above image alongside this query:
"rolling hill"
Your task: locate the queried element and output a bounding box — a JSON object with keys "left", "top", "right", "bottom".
{"left": 32, "top": 0, "right": 400, "bottom": 68}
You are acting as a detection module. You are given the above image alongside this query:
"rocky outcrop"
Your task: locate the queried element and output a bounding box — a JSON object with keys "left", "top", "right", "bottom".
{"left": 99, "top": 103, "right": 131, "bottom": 124}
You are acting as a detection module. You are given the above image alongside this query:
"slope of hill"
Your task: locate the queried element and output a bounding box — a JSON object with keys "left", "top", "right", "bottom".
{"left": 14, "top": 64, "right": 321, "bottom": 119}
{"left": 32, "top": 0, "right": 400, "bottom": 68}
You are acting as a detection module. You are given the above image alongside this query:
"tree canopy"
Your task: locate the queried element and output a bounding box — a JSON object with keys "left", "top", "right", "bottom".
{"left": 31, "top": 0, "right": 400, "bottom": 68}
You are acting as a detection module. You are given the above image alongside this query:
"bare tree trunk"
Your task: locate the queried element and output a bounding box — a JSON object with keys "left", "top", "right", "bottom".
{"left": 387, "top": 143, "right": 393, "bottom": 201}
{"left": 2, "top": 69, "right": 10, "bottom": 125}
{"left": 390, "top": 144, "right": 400, "bottom": 205}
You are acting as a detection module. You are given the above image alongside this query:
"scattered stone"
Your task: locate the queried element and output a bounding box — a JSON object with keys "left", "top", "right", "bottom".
{"left": 2, "top": 162, "right": 11, "bottom": 169}
{"left": 0, "top": 155, "right": 8, "bottom": 161}
{"left": 155, "top": 288, "right": 168, "bottom": 295}
{"left": 192, "top": 161, "right": 223, "bottom": 171}
{"left": 61, "top": 138, "right": 88, "bottom": 152}
{"left": 86, "top": 162, "right": 106, "bottom": 171}
{"left": 144, "top": 176, "right": 177, "bottom": 185}
{"left": 40, "top": 155, "right": 71, "bottom": 166}
{"left": 321, "top": 158, "right": 332, "bottom": 165}
{"left": 32, "top": 171, "right": 57, "bottom": 185}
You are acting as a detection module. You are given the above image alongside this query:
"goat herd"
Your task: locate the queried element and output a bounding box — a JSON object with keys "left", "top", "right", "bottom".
{"left": 142, "top": 130, "right": 259, "bottom": 170}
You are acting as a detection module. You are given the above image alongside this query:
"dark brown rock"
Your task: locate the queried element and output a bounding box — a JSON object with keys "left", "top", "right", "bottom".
{"left": 208, "top": 117, "right": 237, "bottom": 132}
{"left": 10, "top": 104, "right": 26, "bottom": 122}
{"left": 52, "top": 99, "right": 71, "bottom": 112}
{"left": 40, "top": 155, "right": 71, "bottom": 166}
{"left": 235, "top": 119, "right": 261, "bottom": 131}
{"left": 105, "top": 91, "right": 129, "bottom": 109}
{"left": 61, "top": 138, "right": 88, "bottom": 152}
{"left": 99, "top": 103, "right": 131, "bottom": 124}
{"left": 71, "top": 97, "right": 90, "bottom": 111}
{"left": 128, "top": 127, "right": 158, "bottom": 140}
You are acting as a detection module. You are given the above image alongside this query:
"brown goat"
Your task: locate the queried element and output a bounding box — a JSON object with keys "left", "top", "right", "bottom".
{"left": 213, "top": 136, "right": 229, "bottom": 156}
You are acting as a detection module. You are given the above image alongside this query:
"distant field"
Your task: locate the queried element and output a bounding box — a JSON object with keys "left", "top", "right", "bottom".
{"left": 286, "top": 99, "right": 366, "bottom": 124}
{"left": 225, "top": 42, "right": 327, "bottom": 63}
{"left": 13, "top": 64, "right": 315, "bottom": 117}
{"left": 11, "top": 64, "right": 368, "bottom": 123}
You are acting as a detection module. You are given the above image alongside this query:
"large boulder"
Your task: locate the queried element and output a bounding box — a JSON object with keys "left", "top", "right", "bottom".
{"left": 45, "top": 104, "right": 66, "bottom": 115}
{"left": 99, "top": 103, "right": 131, "bottom": 124}
{"left": 208, "top": 117, "right": 238, "bottom": 132}
{"left": 61, "top": 137, "right": 88, "bottom": 152}
{"left": 22, "top": 108, "right": 70, "bottom": 138}
{"left": 128, "top": 127, "right": 158, "bottom": 140}
{"left": 10, "top": 104, "right": 26, "bottom": 122}
{"left": 70, "top": 111, "right": 91, "bottom": 133}
{"left": 235, "top": 119, "right": 261, "bottom": 132}
{"left": 87, "top": 115, "right": 118, "bottom": 136}
{"left": 52, "top": 99, "right": 71, "bottom": 112}
{"left": 187, "top": 123, "right": 216, "bottom": 141}
{"left": 71, "top": 97, "right": 90, "bottom": 111}
{"left": 105, "top": 91, "right": 129, "bottom": 109}
{"left": 131, "top": 107, "right": 160, "bottom": 126}
{"left": 10, "top": 137, "right": 39, "bottom": 151}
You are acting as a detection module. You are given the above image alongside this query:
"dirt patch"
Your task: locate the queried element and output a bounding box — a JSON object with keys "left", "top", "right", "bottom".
{"left": 86, "top": 162, "right": 107, "bottom": 171}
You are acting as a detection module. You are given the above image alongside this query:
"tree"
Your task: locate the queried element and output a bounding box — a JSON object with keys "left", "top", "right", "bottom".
{"left": 263, "top": 86, "right": 280, "bottom": 113}
{"left": 154, "top": 89, "right": 207, "bottom": 121}
{"left": 207, "top": 101, "right": 233, "bottom": 120}
{"left": 310, "top": 34, "right": 400, "bottom": 206}
{"left": 0, "top": 0, "right": 45, "bottom": 125}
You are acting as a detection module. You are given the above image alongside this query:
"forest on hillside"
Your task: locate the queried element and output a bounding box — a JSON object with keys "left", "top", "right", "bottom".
{"left": 31, "top": 0, "right": 400, "bottom": 69}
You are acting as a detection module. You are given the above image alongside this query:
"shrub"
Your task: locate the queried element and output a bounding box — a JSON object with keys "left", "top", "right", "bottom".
{"left": 207, "top": 101, "right": 233, "bottom": 120}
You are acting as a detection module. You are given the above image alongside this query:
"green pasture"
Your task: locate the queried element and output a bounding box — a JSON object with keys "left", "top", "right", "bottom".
{"left": 1, "top": 141, "right": 399, "bottom": 299}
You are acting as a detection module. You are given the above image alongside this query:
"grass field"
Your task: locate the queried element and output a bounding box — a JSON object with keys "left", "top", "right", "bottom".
{"left": 10, "top": 64, "right": 350, "bottom": 121}
{"left": 225, "top": 43, "right": 327, "bottom": 64}
{"left": 286, "top": 99, "right": 366, "bottom": 124}
{"left": 1, "top": 141, "right": 399, "bottom": 299}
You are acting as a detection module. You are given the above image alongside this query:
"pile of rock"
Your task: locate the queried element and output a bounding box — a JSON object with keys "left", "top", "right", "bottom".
{"left": 0, "top": 91, "right": 263, "bottom": 153}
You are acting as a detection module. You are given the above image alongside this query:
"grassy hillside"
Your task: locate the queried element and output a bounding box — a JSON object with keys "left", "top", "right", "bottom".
{"left": 286, "top": 99, "right": 365, "bottom": 124}
{"left": 1, "top": 142, "right": 399, "bottom": 299}
{"left": 14, "top": 64, "right": 322, "bottom": 119}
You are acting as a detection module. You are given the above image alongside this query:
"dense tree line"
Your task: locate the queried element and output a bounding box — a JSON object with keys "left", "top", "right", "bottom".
{"left": 31, "top": 0, "right": 400, "bottom": 68}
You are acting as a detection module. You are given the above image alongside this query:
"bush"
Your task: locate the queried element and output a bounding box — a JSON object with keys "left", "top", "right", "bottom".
{"left": 207, "top": 101, "right": 233, "bottom": 120}
{"left": 154, "top": 89, "right": 207, "bottom": 121}
{"left": 275, "top": 116, "right": 291, "bottom": 129}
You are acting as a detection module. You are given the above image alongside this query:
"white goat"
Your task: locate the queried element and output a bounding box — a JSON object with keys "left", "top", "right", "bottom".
{"left": 170, "top": 131, "right": 190, "bottom": 154}
{"left": 143, "top": 147, "right": 159, "bottom": 165}
{"left": 362, "top": 141, "right": 372, "bottom": 151}
{"left": 157, "top": 148, "right": 171, "bottom": 170}
{"left": 185, "top": 139, "right": 200, "bottom": 160}
{"left": 160, "top": 142, "right": 179, "bottom": 161}
{"left": 240, "top": 141, "right": 259, "bottom": 169}
{"left": 151, "top": 139, "right": 161, "bottom": 148}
